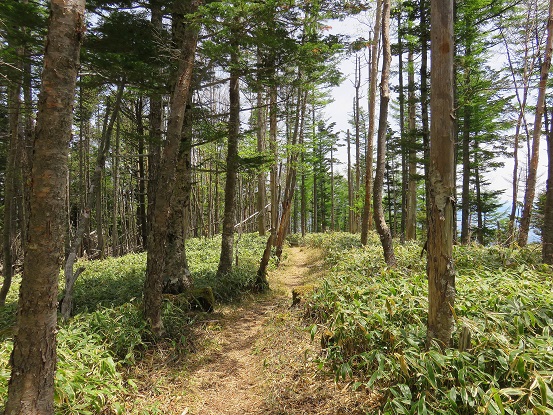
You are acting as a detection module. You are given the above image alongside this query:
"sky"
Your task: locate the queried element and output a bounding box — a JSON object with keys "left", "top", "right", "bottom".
{"left": 323, "top": 14, "right": 549, "bottom": 210}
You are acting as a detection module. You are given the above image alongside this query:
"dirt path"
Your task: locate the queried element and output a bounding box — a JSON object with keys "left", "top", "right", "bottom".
{"left": 129, "top": 247, "right": 373, "bottom": 414}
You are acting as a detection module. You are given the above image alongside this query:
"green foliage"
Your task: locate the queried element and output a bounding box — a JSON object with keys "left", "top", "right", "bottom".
{"left": 305, "top": 232, "right": 553, "bottom": 414}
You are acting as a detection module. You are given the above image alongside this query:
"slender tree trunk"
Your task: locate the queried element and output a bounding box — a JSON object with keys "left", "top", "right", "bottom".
{"left": 406, "top": 46, "right": 417, "bottom": 240}
{"left": 426, "top": 0, "right": 456, "bottom": 349}
{"left": 136, "top": 98, "right": 148, "bottom": 249}
{"left": 373, "top": 0, "right": 396, "bottom": 267}
{"left": 354, "top": 57, "right": 361, "bottom": 233}
{"left": 398, "top": 11, "right": 408, "bottom": 243}
{"left": 518, "top": 0, "right": 553, "bottom": 247}
{"left": 256, "top": 87, "right": 267, "bottom": 236}
{"left": 543, "top": 105, "right": 553, "bottom": 263}
{"left": 217, "top": 45, "right": 240, "bottom": 277}
{"left": 460, "top": 50, "right": 472, "bottom": 244}
{"left": 60, "top": 81, "right": 124, "bottom": 320}
{"left": 144, "top": 0, "right": 200, "bottom": 335}
{"left": 112, "top": 114, "right": 121, "bottom": 256}
{"left": 347, "top": 129, "right": 354, "bottom": 233}
{"left": 5, "top": 1, "right": 84, "bottom": 413}
{"left": 361, "top": 0, "right": 382, "bottom": 245}
{"left": 420, "top": 0, "right": 430, "bottom": 229}
{"left": 474, "top": 151, "right": 484, "bottom": 245}
{"left": 269, "top": 84, "right": 279, "bottom": 236}
{"left": 274, "top": 89, "right": 307, "bottom": 261}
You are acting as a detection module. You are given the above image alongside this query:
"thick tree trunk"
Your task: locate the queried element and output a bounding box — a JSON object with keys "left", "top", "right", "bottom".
{"left": 163, "top": 101, "right": 193, "bottom": 294}
{"left": 426, "top": 0, "right": 456, "bottom": 349}
{"left": 4, "top": 1, "right": 85, "bottom": 413}
{"left": 518, "top": 0, "right": 553, "bottom": 247}
{"left": 373, "top": 0, "right": 396, "bottom": 267}
{"left": 144, "top": 0, "right": 200, "bottom": 335}
{"left": 217, "top": 47, "right": 240, "bottom": 277}
{"left": 360, "top": 0, "right": 382, "bottom": 245}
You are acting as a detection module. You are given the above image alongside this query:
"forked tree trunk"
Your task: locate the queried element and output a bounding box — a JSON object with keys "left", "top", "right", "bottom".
{"left": 144, "top": 0, "right": 200, "bottom": 335}
{"left": 4, "top": 1, "right": 85, "bottom": 413}
{"left": 373, "top": 0, "right": 396, "bottom": 267}
{"left": 518, "top": 0, "right": 553, "bottom": 247}
{"left": 426, "top": 0, "right": 456, "bottom": 349}
{"left": 360, "top": 0, "right": 382, "bottom": 245}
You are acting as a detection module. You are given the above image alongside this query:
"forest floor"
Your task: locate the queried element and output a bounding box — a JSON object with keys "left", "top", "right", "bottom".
{"left": 127, "top": 247, "right": 376, "bottom": 415}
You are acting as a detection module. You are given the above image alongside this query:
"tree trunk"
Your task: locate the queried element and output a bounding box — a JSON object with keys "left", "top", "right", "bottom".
{"left": 144, "top": 0, "right": 200, "bottom": 336}
{"left": 426, "top": 0, "right": 456, "bottom": 349}
{"left": 163, "top": 100, "right": 193, "bottom": 294}
{"left": 420, "top": 0, "right": 430, "bottom": 230}
{"left": 60, "top": 81, "right": 124, "bottom": 320}
{"left": 269, "top": 83, "right": 279, "bottom": 237}
{"left": 543, "top": 104, "right": 553, "bottom": 263}
{"left": 373, "top": 0, "right": 396, "bottom": 267}
{"left": 274, "top": 89, "right": 307, "bottom": 262}
{"left": 136, "top": 98, "right": 148, "bottom": 249}
{"left": 217, "top": 45, "right": 240, "bottom": 277}
{"left": 4, "top": 1, "right": 84, "bottom": 413}
{"left": 398, "top": 11, "right": 407, "bottom": 243}
{"left": 0, "top": 83, "right": 21, "bottom": 306}
{"left": 361, "top": 0, "right": 382, "bottom": 245}
{"left": 518, "top": 0, "right": 553, "bottom": 247}
{"left": 347, "top": 129, "right": 354, "bottom": 233}
{"left": 256, "top": 65, "right": 267, "bottom": 236}
{"left": 460, "top": 49, "right": 472, "bottom": 245}
{"left": 405, "top": 46, "right": 417, "bottom": 241}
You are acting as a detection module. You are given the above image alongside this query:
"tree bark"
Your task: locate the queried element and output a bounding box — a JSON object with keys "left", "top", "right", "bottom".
{"left": 144, "top": 0, "right": 200, "bottom": 336}
{"left": 373, "top": 0, "right": 396, "bottom": 267}
{"left": 405, "top": 46, "right": 417, "bottom": 241}
{"left": 361, "top": 0, "right": 382, "bottom": 245}
{"left": 163, "top": 100, "right": 193, "bottom": 294}
{"left": 217, "top": 44, "right": 240, "bottom": 277}
{"left": 426, "top": 0, "right": 456, "bottom": 349}
{"left": 4, "top": 1, "right": 85, "bottom": 413}
{"left": 518, "top": 0, "right": 553, "bottom": 247}
{"left": 60, "top": 81, "right": 124, "bottom": 320}
{"left": 543, "top": 104, "right": 553, "bottom": 263}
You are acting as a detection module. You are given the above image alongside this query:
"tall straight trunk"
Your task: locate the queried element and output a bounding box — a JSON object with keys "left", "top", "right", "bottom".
{"left": 136, "top": 98, "right": 148, "bottom": 249}
{"left": 474, "top": 152, "right": 484, "bottom": 245}
{"left": 274, "top": 89, "right": 307, "bottom": 261}
{"left": 398, "top": 11, "right": 407, "bottom": 243}
{"left": 420, "top": 0, "right": 430, "bottom": 227}
{"left": 354, "top": 57, "right": 361, "bottom": 233}
{"left": 144, "top": 0, "right": 200, "bottom": 335}
{"left": 405, "top": 46, "right": 417, "bottom": 240}
{"left": 543, "top": 105, "right": 553, "bottom": 263}
{"left": 518, "top": 0, "right": 553, "bottom": 247}
{"left": 0, "top": 83, "right": 21, "bottom": 306}
{"left": 427, "top": 0, "right": 456, "bottom": 349}
{"left": 5, "top": 1, "right": 84, "bottom": 413}
{"left": 460, "top": 50, "right": 472, "bottom": 244}
{"left": 269, "top": 83, "right": 279, "bottom": 235}
{"left": 164, "top": 101, "right": 193, "bottom": 293}
{"left": 361, "top": 0, "right": 382, "bottom": 245}
{"left": 331, "top": 145, "right": 335, "bottom": 231}
{"left": 217, "top": 46, "right": 240, "bottom": 277}
{"left": 60, "top": 81, "right": 124, "bottom": 320}
{"left": 112, "top": 114, "right": 121, "bottom": 256}
{"left": 373, "top": 0, "right": 396, "bottom": 267}
{"left": 347, "top": 129, "right": 354, "bottom": 233}
{"left": 256, "top": 88, "right": 267, "bottom": 236}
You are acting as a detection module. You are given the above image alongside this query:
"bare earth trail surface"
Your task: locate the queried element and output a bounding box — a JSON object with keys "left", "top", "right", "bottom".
{"left": 129, "top": 247, "right": 375, "bottom": 414}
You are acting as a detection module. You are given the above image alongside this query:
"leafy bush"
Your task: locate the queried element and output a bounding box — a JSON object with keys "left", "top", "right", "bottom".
{"left": 305, "top": 232, "right": 553, "bottom": 414}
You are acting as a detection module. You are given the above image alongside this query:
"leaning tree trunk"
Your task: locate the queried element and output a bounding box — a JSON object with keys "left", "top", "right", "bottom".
{"left": 4, "top": 1, "right": 85, "bottom": 413}
{"left": 60, "top": 81, "right": 124, "bottom": 321}
{"left": 373, "top": 0, "right": 396, "bottom": 267}
{"left": 426, "top": 0, "right": 456, "bottom": 349}
{"left": 360, "top": 0, "right": 382, "bottom": 245}
{"left": 144, "top": 0, "right": 200, "bottom": 336}
{"left": 518, "top": 0, "right": 553, "bottom": 247}
{"left": 216, "top": 45, "right": 240, "bottom": 278}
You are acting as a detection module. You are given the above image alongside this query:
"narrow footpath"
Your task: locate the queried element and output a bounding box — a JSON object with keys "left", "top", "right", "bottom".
{"left": 129, "top": 247, "right": 373, "bottom": 415}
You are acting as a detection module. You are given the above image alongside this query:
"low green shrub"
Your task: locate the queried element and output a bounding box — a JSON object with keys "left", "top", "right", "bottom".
{"left": 305, "top": 232, "right": 553, "bottom": 414}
